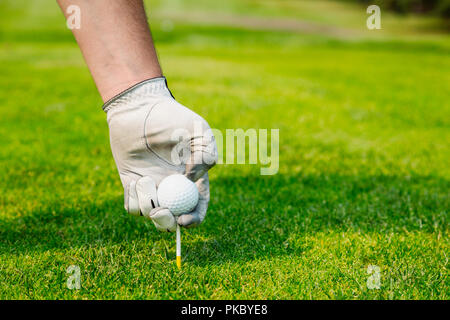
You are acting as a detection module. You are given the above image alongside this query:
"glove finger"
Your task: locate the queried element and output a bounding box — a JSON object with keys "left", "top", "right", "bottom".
{"left": 177, "top": 199, "right": 207, "bottom": 228}
{"left": 127, "top": 180, "right": 141, "bottom": 216}
{"left": 148, "top": 207, "right": 177, "bottom": 232}
{"left": 184, "top": 128, "right": 217, "bottom": 182}
{"left": 177, "top": 173, "right": 209, "bottom": 228}
{"left": 136, "top": 176, "right": 159, "bottom": 216}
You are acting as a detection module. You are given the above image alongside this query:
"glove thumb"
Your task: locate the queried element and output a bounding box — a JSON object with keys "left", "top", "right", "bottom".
{"left": 147, "top": 208, "right": 177, "bottom": 232}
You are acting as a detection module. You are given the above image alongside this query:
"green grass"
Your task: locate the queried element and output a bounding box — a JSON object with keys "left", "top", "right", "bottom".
{"left": 0, "top": 0, "right": 448, "bottom": 299}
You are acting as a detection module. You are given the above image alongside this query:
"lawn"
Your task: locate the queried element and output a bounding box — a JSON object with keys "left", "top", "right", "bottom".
{"left": 0, "top": 0, "right": 448, "bottom": 299}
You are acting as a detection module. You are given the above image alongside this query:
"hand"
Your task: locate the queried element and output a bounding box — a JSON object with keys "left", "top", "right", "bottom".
{"left": 104, "top": 77, "right": 217, "bottom": 231}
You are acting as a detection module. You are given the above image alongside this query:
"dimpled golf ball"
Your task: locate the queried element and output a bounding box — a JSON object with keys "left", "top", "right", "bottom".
{"left": 157, "top": 174, "right": 199, "bottom": 216}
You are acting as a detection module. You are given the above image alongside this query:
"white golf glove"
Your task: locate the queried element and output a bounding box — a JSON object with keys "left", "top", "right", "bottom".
{"left": 104, "top": 77, "right": 217, "bottom": 232}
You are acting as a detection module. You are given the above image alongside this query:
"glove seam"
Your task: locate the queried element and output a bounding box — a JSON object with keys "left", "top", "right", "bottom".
{"left": 143, "top": 101, "right": 185, "bottom": 172}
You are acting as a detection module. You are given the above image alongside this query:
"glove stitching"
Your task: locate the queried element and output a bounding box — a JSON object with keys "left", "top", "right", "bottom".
{"left": 143, "top": 100, "right": 184, "bottom": 172}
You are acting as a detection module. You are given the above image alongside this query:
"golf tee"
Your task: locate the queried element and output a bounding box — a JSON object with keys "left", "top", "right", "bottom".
{"left": 176, "top": 224, "right": 181, "bottom": 269}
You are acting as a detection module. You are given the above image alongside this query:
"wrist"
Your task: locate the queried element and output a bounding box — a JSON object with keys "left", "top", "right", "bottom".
{"left": 99, "top": 71, "right": 163, "bottom": 102}
{"left": 102, "top": 76, "right": 172, "bottom": 113}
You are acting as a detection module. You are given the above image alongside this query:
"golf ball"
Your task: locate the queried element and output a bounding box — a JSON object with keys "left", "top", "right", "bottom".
{"left": 157, "top": 174, "right": 199, "bottom": 216}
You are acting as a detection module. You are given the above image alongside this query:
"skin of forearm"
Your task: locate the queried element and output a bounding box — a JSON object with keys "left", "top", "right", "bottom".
{"left": 57, "top": 0, "right": 163, "bottom": 102}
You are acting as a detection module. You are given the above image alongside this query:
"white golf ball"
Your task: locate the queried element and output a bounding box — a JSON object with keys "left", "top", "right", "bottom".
{"left": 157, "top": 174, "right": 199, "bottom": 216}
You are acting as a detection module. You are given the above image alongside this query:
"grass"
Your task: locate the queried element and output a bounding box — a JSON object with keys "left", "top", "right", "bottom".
{"left": 0, "top": 0, "right": 448, "bottom": 299}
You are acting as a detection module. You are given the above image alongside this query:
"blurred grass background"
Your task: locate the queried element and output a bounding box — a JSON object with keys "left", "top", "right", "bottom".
{"left": 344, "top": 0, "right": 450, "bottom": 18}
{"left": 0, "top": 0, "right": 448, "bottom": 299}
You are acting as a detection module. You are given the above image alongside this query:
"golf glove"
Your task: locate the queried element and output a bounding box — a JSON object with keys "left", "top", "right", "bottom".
{"left": 103, "top": 77, "right": 217, "bottom": 231}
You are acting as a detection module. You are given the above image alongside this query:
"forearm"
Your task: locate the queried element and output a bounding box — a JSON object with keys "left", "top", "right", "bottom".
{"left": 57, "top": 0, "right": 162, "bottom": 102}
